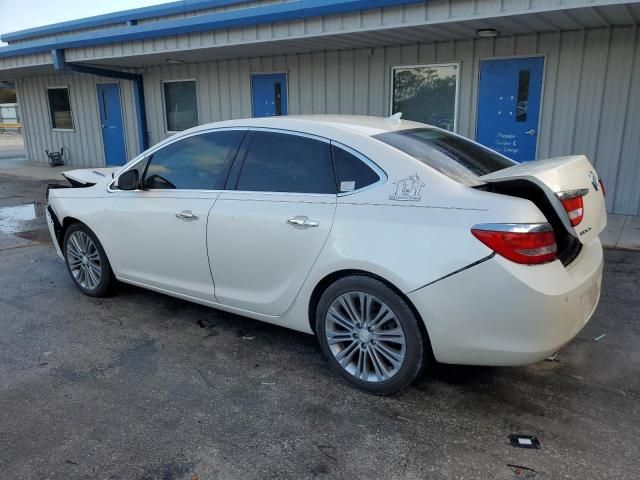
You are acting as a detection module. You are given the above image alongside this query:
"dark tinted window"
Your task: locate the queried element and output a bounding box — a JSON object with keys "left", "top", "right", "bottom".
{"left": 143, "top": 130, "right": 244, "bottom": 190}
{"left": 332, "top": 145, "right": 380, "bottom": 192}
{"left": 47, "top": 87, "right": 73, "bottom": 129}
{"left": 164, "top": 81, "right": 198, "bottom": 131}
{"left": 236, "top": 131, "right": 335, "bottom": 194}
{"left": 373, "top": 128, "right": 515, "bottom": 185}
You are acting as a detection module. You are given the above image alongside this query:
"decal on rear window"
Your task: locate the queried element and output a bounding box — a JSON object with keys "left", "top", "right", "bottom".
{"left": 389, "top": 174, "right": 425, "bottom": 201}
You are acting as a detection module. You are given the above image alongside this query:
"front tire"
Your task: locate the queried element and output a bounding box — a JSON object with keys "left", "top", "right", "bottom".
{"left": 315, "top": 276, "right": 425, "bottom": 394}
{"left": 63, "top": 223, "right": 114, "bottom": 297}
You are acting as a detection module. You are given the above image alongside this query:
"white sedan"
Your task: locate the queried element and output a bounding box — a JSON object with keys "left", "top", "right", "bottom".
{"left": 46, "top": 115, "right": 606, "bottom": 394}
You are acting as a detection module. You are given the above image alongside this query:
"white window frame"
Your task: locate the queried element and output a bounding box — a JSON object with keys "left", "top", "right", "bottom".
{"left": 389, "top": 62, "right": 461, "bottom": 132}
{"left": 45, "top": 85, "right": 75, "bottom": 132}
{"left": 161, "top": 79, "right": 199, "bottom": 134}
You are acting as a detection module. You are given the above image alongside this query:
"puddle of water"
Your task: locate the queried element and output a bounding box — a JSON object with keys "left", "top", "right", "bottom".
{"left": 0, "top": 202, "right": 46, "bottom": 234}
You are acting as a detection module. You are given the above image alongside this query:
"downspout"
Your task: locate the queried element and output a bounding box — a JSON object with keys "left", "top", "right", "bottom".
{"left": 51, "top": 49, "right": 149, "bottom": 152}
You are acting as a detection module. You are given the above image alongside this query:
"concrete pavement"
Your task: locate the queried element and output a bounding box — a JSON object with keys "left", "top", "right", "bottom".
{"left": 0, "top": 155, "right": 76, "bottom": 181}
{"left": 0, "top": 173, "right": 639, "bottom": 479}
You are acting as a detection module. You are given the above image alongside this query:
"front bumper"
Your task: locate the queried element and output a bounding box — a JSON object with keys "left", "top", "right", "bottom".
{"left": 45, "top": 207, "right": 64, "bottom": 259}
{"left": 408, "top": 237, "right": 603, "bottom": 366}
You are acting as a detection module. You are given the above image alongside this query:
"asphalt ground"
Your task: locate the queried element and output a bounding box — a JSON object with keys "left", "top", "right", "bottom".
{"left": 0, "top": 173, "right": 638, "bottom": 479}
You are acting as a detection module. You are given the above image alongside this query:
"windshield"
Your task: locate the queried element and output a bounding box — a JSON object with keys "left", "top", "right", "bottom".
{"left": 373, "top": 128, "right": 515, "bottom": 185}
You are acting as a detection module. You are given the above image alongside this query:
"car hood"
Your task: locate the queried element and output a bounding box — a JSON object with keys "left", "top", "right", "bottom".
{"left": 62, "top": 167, "right": 120, "bottom": 186}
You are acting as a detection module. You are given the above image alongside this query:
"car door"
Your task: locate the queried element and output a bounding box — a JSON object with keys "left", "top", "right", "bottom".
{"left": 208, "top": 129, "right": 337, "bottom": 316}
{"left": 109, "top": 129, "right": 246, "bottom": 301}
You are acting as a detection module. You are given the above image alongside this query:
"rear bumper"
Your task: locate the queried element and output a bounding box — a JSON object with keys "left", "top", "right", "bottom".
{"left": 408, "top": 237, "right": 603, "bottom": 366}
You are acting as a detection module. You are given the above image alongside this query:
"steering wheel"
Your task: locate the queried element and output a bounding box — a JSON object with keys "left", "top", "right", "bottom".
{"left": 143, "top": 174, "right": 176, "bottom": 190}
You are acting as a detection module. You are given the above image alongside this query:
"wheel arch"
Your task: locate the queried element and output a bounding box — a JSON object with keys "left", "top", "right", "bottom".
{"left": 307, "top": 269, "right": 434, "bottom": 358}
{"left": 59, "top": 216, "right": 83, "bottom": 246}
{"left": 47, "top": 206, "right": 82, "bottom": 251}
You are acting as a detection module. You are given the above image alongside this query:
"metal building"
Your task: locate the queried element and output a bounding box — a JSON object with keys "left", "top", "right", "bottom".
{"left": 0, "top": 0, "right": 639, "bottom": 214}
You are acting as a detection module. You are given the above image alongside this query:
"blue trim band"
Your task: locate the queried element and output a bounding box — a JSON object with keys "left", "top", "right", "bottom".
{"left": 0, "top": 0, "right": 424, "bottom": 59}
{"left": 1, "top": 0, "right": 255, "bottom": 43}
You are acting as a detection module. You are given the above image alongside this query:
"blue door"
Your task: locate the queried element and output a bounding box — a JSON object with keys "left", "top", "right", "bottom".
{"left": 97, "top": 83, "right": 127, "bottom": 166}
{"left": 476, "top": 57, "right": 544, "bottom": 162}
{"left": 251, "top": 73, "right": 288, "bottom": 117}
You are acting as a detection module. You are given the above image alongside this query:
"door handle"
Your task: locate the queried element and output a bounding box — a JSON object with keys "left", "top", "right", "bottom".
{"left": 525, "top": 129, "right": 537, "bottom": 136}
{"left": 287, "top": 216, "right": 319, "bottom": 228}
{"left": 176, "top": 210, "right": 198, "bottom": 220}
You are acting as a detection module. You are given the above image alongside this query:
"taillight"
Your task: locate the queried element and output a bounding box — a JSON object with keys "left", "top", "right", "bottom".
{"left": 557, "top": 189, "right": 588, "bottom": 226}
{"left": 471, "top": 223, "right": 558, "bottom": 265}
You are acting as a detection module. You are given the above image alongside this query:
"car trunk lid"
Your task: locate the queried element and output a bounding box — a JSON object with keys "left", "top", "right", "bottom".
{"left": 480, "top": 155, "right": 607, "bottom": 244}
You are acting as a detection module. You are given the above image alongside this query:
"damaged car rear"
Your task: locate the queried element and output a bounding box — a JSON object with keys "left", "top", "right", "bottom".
{"left": 45, "top": 115, "right": 606, "bottom": 394}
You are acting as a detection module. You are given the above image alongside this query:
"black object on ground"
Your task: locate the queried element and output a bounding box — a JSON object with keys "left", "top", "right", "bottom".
{"left": 509, "top": 435, "right": 541, "bottom": 449}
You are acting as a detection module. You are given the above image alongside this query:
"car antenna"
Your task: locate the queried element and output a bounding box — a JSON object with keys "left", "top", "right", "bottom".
{"left": 385, "top": 112, "right": 402, "bottom": 124}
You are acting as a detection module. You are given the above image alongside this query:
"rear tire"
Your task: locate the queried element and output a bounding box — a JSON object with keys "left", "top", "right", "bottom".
{"left": 315, "top": 275, "right": 425, "bottom": 394}
{"left": 63, "top": 223, "right": 114, "bottom": 297}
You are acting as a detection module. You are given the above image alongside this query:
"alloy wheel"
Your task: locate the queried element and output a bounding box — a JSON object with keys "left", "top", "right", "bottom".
{"left": 324, "top": 291, "right": 407, "bottom": 383}
{"left": 66, "top": 231, "right": 102, "bottom": 290}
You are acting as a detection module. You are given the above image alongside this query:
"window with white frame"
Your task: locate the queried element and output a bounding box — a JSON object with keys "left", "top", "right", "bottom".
{"left": 163, "top": 80, "right": 198, "bottom": 132}
{"left": 46, "top": 86, "right": 74, "bottom": 130}
{"left": 391, "top": 63, "right": 459, "bottom": 132}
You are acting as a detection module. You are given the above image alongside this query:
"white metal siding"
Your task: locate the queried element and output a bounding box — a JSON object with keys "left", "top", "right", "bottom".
{"left": 16, "top": 73, "right": 139, "bottom": 167}
{"left": 62, "top": 0, "right": 640, "bottom": 64}
{"left": 140, "top": 26, "right": 640, "bottom": 214}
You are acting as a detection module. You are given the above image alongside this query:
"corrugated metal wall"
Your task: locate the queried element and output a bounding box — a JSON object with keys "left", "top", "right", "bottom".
{"left": 16, "top": 25, "right": 640, "bottom": 214}
{"left": 141, "top": 26, "right": 640, "bottom": 215}
{"left": 16, "top": 73, "right": 139, "bottom": 167}
{"left": 63, "top": 0, "right": 635, "bottom": 64}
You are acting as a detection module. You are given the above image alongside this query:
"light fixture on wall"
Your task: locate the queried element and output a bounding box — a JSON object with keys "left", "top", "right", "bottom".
{"left": 476, "top": 28, "right": 499, "bottom": 38}
{"left": 166, "top": 58, "right": 186, "bottom": 64}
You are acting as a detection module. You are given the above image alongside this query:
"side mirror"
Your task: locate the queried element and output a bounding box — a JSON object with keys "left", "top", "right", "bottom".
{"left": 117, "top": 170, "right": 140, "bottom": 190}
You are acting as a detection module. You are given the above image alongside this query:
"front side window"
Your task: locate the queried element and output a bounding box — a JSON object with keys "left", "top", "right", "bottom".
{"left": 164, "top": 80, "right": 198, "bottom": 132}
{"left": 47, "top": 87, "right": 74, "bottom": 130}
{"left": 332, "top": 145, "right": 380, "bottom": 193}
{"left": 391, "top": 64, "right": 459, "bottom": 131}
{"left": 142, "top": 130, "right": 245, "bottom": 190}
{"left": 236, "top": 131, "right": 335, "bottom": 194}
{"left": 374, "top": 128, "right": 515, "bottom": 186}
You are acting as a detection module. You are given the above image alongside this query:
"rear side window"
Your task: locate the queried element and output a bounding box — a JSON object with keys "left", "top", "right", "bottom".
{"left": 332, "top": 145, "right": 380, "bottom": 193}
{"left": 373, "top": 128, "right": 515, "bottom": 185}
{"left": 236, "top": 131, "right": 335, "bottom": 194}
{"left": 143, "top": 130, "right": 244, "bottom": 190}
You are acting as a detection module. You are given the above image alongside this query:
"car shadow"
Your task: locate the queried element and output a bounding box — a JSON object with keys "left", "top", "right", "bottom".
{"left": 113, "top": 282, "right": 511, "bottom": 394}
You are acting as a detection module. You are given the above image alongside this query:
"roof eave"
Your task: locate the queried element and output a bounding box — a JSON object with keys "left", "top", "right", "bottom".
{"left": 0, "top": 0, "right": 423, "bottom": 60}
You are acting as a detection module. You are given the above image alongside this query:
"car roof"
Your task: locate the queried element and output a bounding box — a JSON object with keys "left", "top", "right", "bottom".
{"left": 187, "top": 114, "right": 428, "bottom": 138}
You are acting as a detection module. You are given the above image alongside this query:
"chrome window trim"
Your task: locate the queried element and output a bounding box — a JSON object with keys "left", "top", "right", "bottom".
{"left": 471, "top": 223, "right": 553, "bottom": 233}
{"left": 108, "top": 126, "right": 387, "bottom": 197}
{"left": 219, "top": 190, "right": 336, "bottom": 198}
{"left": 556, "top": 189, "right": 589, "bottom": 200}
{"left": 247, "top": 126, "right": 331, "bottom": 144}
{"left": 330, "top": 140, "right": 388, "bottom": 197}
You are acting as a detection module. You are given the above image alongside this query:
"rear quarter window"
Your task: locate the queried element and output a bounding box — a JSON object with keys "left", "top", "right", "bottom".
{"left": 332, "top": 145, "right": 380, "bottom": 192}
{"left": 373, "top": 128, "right": 515, "bottom": 185}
